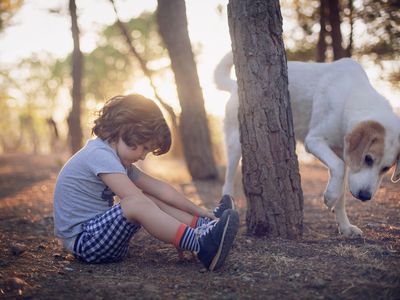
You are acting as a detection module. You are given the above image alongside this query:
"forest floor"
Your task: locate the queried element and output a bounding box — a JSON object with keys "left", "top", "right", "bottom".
{"left": 0, "top": 153, "right": 399, "bottom": 299}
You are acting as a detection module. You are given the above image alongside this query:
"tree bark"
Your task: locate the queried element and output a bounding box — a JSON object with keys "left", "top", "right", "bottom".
{"left": 228, "top": 0, "right": 303, "bottom": 238}
{"left": 156, "top": 0, "right": 218, "bottom": 180}
{"left": 68, "top": 0, "right": 83, "bottom": 154}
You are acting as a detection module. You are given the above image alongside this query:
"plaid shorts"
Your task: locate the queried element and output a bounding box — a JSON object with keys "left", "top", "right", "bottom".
{"left": 73, "top": 204, "right": 141, "bottom": 263}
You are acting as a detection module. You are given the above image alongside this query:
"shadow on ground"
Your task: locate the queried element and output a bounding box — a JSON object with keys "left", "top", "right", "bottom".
{"left": 0, "top": 154, "right": 399, "bottom": 299}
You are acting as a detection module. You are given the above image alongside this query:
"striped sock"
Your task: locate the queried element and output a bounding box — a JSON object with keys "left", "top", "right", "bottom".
{"left": 173, "top": 224, "right": 200, "bottom": 252}
{"left": 190, "top": 216, "right": 212, "bottom": 228}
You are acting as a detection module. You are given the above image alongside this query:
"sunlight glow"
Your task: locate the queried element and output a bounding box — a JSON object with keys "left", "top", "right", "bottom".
{"left": 0, "top": 0, "right": 398, "bottom": 120}
{"left": 0, "top": 0, "right": 232, "bottom": 117}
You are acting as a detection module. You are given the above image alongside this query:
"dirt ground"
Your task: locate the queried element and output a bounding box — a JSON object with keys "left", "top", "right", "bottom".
{"left": 0, "top": 153, "right": 399, "bottom": 299}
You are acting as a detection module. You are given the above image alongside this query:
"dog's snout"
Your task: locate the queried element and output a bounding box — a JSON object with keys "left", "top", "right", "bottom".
{"left": 357, "top": 190, "right": 372, "bottom": 201}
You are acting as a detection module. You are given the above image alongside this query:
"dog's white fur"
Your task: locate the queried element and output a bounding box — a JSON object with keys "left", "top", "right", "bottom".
{"left": 215, "top": 52, "right": 400, "bottom": 236}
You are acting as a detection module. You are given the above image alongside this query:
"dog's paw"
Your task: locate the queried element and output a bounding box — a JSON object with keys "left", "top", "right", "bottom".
{"left": 339, "top": 225, "right": 363, "bottom": 237}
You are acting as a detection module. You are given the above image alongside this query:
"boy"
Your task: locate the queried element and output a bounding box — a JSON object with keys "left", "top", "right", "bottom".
{"left": 53, "top": 94, "right": 238, "bottom": 271}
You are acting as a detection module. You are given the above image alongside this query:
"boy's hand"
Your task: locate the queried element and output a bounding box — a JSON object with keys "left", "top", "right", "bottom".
{"left": 204, "top": 211, "right": 217, "bottom": 220}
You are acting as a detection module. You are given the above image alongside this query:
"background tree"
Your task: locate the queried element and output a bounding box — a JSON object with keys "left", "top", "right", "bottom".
{"left": 283, "top": 0, "right": 399, "bottom": 83}
{"left": 156, "top": 0, "right": 218, "bottom": 180}
{"left": 327, "top": 0, "right": 346, "bottom": 60}
{"left": 317, "top": 0, "right": 347, "bottom": 61}
{"left": 67, "top": 0, "right": 83, "bottom": 154}
{"left": 0, "top": 55, "right": 62, "bottom": 153}
{"left": 316, "top": 0, "right": 328, "bottom": 62}
{"left": 228, "top": 0, "right": 304, "bottom": 238}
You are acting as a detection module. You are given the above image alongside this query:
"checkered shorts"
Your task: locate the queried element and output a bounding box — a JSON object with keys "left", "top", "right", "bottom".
{"left": 73, "top": 204, "right": 141, "bottom": 263}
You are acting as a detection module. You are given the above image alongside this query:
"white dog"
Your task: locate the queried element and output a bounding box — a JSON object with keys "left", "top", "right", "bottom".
{"left": 214, "top": 52, "right": 400, "bottom": 236}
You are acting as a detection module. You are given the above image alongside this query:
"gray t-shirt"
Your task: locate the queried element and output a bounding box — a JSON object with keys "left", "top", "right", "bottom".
{"left": 53, "top": 137, "right": 141, "bottom": 251}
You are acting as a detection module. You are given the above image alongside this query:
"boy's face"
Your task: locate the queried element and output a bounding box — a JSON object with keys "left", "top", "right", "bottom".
{"left": 114, "top": 137, "right": 153, "bottom": 168}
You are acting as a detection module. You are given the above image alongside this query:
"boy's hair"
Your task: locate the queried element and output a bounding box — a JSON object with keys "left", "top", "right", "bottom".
{"left": 92, "top": 94, "right": 171, "bottom": 155}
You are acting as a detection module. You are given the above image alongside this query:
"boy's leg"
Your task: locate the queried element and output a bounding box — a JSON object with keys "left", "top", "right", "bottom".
{"left": 120, "top": 195, "right": 239, "bottom": 270}
{"left": 143, "top": 193, "right": 194, "bottom": 226}
{"left": 74, "top": 204, "right": 141, "bottom": 263}
{"left": 120, "top": 195, "right": 184, "bottom": 244}
{"left": 145, "top": 193, "right": 234, "bottom": 226}
{"left": 144, "top": 193, "right": 211, "bottom": 228}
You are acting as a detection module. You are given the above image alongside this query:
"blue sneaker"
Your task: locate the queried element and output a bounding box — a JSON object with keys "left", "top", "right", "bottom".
{"left": 213, "top": 195, "right": 235, "bottom": 218}
{"left": 196, "top": 209, "right": 239, "bottom": 271}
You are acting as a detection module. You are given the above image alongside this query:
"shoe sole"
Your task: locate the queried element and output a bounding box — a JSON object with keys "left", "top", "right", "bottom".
{"left": 209, "top": 210, "right": 239, "bottom": 271}
{"left": 228, "top": 195, "right": 236, "bottom": 210}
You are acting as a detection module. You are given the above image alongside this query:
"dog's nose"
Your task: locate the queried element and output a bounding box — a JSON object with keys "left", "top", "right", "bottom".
{"left": 357, "top": 190, "right": 372, "bottom": 201}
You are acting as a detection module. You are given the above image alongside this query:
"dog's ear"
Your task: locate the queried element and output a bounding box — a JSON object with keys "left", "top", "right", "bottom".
{"left": 344, "top": 121, "right": 385, "bottom": 171}
{"left": 392, "top": 155, "right": 400, "bottom": 183}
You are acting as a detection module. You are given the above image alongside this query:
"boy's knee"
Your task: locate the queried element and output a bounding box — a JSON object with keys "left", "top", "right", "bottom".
{"left": 120, "top": 195, "right": 156, "bottom": 222}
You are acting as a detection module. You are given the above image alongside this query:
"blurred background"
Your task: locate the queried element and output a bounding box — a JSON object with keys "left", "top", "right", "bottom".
{"left": 0, "top": 0, "right": 399, "bottom": 164}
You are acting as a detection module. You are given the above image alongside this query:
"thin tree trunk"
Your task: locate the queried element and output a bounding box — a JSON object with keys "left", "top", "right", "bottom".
{"left": 328, "top": 0, "right": 345, "bottom": 60}
{"left": 228, "top": 0, "right": 303, "bottom": 238}
{"left": 345, "top": 0, "right": 353, "bottom": 57}
{"left": 317, "top": 0, "right": 328, "bottom": 62}
{"left": 68, "top": 0, "right": 83, "bottom": 154}
{"left": 157, "top": 0, "right": 218, "bottom": 180}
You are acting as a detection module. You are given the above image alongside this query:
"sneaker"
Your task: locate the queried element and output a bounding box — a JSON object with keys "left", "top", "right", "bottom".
{"left": 213, "top": 194, "right": 235, "bottom": 218}
{"left": 196, "top": 209, "right": 239, "bottom": 271}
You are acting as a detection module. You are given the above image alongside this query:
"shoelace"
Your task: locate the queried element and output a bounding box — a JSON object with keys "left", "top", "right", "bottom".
{"left": 194, "top": 219, "right": 218, "bottom": 239}
{"left": 213, "top": 202, "right": 225, "bottom": 214}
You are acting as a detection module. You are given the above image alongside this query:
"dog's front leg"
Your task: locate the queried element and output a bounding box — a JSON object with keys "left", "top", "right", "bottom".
{"left": 222, "top": 131, "right": 242, "bottom": 196}
{"left": 304, "top": 136, "right": 345, "bottom": 209}
{"left": 334, "top": 182, "right": 363, "bottom": 236}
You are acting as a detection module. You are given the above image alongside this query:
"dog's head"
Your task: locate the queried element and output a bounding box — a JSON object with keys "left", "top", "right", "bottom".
{"left": 344, "top": 120, "right": 400, "bottom": 201}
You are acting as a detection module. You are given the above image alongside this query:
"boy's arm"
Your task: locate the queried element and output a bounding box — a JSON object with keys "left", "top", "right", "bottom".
{"left": 132, "top": 171, "right": 214, "bottom": 219}
{"left": 100, "top": 173, "right": 147, "bottom": 200}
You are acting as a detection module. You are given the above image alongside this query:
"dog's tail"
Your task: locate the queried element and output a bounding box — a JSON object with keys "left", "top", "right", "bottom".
{"left": 214, "top": 52, "right": 236, "bottom": 92}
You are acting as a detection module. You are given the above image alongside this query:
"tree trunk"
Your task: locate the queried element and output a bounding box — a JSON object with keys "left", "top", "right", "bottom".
{"left": 228, "top": 0, "right": 303, "bottom": 238}
{"left": 327, "top": 0, "right": 345, "bottom": 60}
{"left": 68, "top": 0, "right": 83, "bottom": 154}
{"left": 345, "top": 0, "right": 353, "bottom": 57}
{"left": 156, "top": 0, "right": 218, "bottom": 180}
{"left": 316, "top": 0, "right": 328, "bottom": 62}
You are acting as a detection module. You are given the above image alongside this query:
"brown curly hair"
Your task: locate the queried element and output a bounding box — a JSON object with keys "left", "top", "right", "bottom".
{"left": 92, "top": 94, "right": 171, "bottom": 155}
